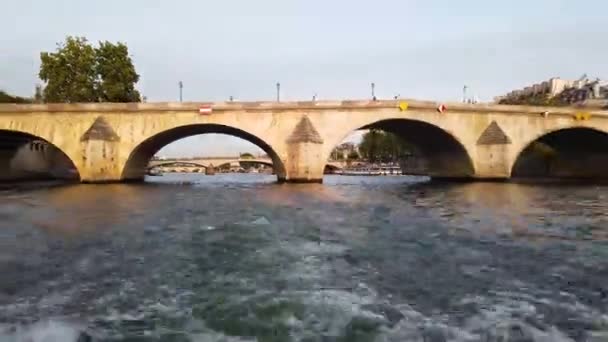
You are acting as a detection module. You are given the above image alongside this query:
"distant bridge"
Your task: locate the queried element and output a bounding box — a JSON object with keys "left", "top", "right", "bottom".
{"left": 148, "top": 161, "right": 210, "bottom": 170}
{"left": 148, "top": 157, "right": 272, "bottom": 170}
{"left": 148, "top": 157, "right": 347, "bottom": 171}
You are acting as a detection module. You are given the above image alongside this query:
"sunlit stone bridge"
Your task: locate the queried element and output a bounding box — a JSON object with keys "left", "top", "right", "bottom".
{"left": 1, "top": 98, "right": 608, "bottom": 183}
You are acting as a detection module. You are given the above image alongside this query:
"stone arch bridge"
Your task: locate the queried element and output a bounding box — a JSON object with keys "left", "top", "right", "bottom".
{"left": 147, "top": 157, "right": 347, "bottom": 172}
{"left": 148, "top": 158, "right": 272, "bottom": 170}
{"left": 1, "top": 99, "right": 608, "bottom": 183}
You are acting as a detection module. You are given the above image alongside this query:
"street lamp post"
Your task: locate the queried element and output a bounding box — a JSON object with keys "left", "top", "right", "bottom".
{"left": 371, "top": 82, "right": 376, "bottom": 100}
{"left": 179, "top": 81, "right": 183, "bottom": 102}
{"left": 276, "top": 82, "right": 281, "bottom": 102}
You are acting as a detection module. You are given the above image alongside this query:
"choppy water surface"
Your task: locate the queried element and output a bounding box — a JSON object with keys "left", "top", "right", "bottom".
{"left": 1, "top": 174, "right": 608, "bottom": 341}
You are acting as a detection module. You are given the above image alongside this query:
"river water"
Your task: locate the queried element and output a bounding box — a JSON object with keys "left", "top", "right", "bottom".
{"left": 1, "top": 174, "right": 608, "bottom": 341}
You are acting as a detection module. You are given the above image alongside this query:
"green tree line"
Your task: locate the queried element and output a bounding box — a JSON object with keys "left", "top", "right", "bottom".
{"left": 39, "top": 36, "right": 141, "bottom": 102}
{"left": 358, "top": 130, "right": 414, "bottom": 163}
{"left": 330, "top": 130, "right": 414, "bottom": 163}
{"left": 2, "top": 36, "right": 141, "bottom": 104}
{"left": 0, "top": 90, "right": 32, "bottom": 104}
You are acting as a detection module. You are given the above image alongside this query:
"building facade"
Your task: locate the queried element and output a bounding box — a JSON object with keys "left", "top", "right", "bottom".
{"left": 494, "top": 76, "right": 606, "bottom": 105}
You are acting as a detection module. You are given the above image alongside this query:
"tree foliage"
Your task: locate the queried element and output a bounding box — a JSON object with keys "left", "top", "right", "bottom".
{"left": 498, "top": 93, "right": 570, "bottom": 107}
{"left": 0, "top": 90, "right": 32, "bottom": 104}
{"left": 96, "top": 41, "right": 141, "bottom": 102}
{"left": 39, "top": 37, "right": 98, "bottom": 102}
{"left": 358, "top": 130, "right": 413, "bottom": 163}
{"left": 38, "top": 36, "right": 140, "bottom": 103}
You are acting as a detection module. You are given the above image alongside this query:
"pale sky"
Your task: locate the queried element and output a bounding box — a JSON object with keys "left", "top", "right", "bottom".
{"left": 2, "top": 0, "right": 607, "bottom": 157}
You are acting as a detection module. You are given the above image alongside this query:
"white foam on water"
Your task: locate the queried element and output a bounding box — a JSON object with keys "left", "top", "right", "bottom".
{"left": 250, "top": 216, "right": 270, "bottom": 225}
{"left": 37, "top": 291, "right": 74, "bottom": 310}
{"left": 283, "top": 287, "right": 385, "bottom": 338}
{"left": 278, "top": 240, "right": 350, "bottom": 284}
{"left": 189, "top": 331, "right": 257, "bottom": 342}
{"left": 451, "top": 294, "right": 587, "bottom": 342}
{"left": 315, "top": 286, "right": 602, "bottom": 342}
{"left": 488, "top": 289, "right": 608, "bottom": 329}
{"left": 0, "top": 300, "right": 33, "bottom": 317}
{"left": 375, "top": 303, "right": 577, "bottom": 342}
{"left": 0, "top": 320, "right": 84, "bottom": 342}
{"left": 181, "top": 316, "right": 258, "bottom": 342}
{"left": 187, "top": 284, "right": 608, "bottom": 341}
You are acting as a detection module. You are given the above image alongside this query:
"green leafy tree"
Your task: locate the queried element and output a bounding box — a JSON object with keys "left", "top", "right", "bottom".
{"left": 39, "top": 36, "right": 98, "bottom": 102}
{"left": 38, "top": 36, "right": 141, "bottom": 103}
{"left": 240, "top": 152, "right": 255, "bottom": 159}
{"left": 358, "top": 130, "right": 413, "bottom": 163}
{"left": 95, "top": 41, "right": 141, "bottom": 102}
{"left": 347, "top": 150, "right": 359, "bottom": 160}
{"left": 0, "top": 90, "right": 32, "bottom": 103}
{"left": 359, "top": 129, "right": 382, "bottom": 162}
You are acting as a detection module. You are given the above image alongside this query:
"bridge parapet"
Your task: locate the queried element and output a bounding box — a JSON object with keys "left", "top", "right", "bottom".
{"left": 2, "top": 99, "right": 607, "bottom": 116}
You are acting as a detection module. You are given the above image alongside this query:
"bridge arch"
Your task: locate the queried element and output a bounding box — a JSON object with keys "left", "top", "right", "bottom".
{"left": 218, "top": 159, "right": 274, "bottom": 168}
{"left": 324, "top": 163, "right": 344, "bottom": 174}
{"left": 122, "top": 124, "right": 285, "bottom": 181}
{"left": 325, "top": 118, "right": 475, "bottom": 178}
{"left": 0, "top": 129, "right": 80, "bottom": 181}
{"left": 148, "top": 161, "right": 209, "bottom": 170}
{"left": 511, "top": 126, "right": 608, "bottom": 179}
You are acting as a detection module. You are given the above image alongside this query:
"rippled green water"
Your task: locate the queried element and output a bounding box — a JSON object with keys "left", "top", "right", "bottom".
{"left": 1, "top": 174, "right": 608, "bottom": 341}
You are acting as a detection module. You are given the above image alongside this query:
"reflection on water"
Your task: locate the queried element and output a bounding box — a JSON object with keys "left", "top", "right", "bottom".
{"left": 1, "top": 174, "right": 608, "bottom": 341}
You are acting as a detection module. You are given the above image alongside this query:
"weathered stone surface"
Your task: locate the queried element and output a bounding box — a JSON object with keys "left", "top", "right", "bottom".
{"left": 287, "top": 115, "right": 323, "bottom": 144}
{"left": 80, "top": 116, "right": 120, "bottom": 142}
{"left": 477, "top": 121, "right": 511, "bottom": 145}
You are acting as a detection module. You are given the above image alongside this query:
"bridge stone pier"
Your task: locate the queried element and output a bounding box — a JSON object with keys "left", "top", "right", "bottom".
{"left": 1, "top": 99, "right": 608, "bottom": 183}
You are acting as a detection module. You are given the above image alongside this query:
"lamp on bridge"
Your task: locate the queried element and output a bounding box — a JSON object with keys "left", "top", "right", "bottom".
{"left": 371, "top": 82, "right": 376, "bottom": 101}
{"left": 179, "top": 81, "right": 183, "bottom": 102}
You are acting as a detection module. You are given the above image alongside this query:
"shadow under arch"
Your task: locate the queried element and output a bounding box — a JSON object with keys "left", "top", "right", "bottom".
{"left": 512, "top": 127, "right": 608, "bottom": 179}
{"left": 324, "top": 164, "right": 342, "bottom": 174}
{"left": 122, "top": 124, "right": 286, "bottom": 181}
{"left": 0, "top": 129, "right": 80, "bottom": 182}
{"left": 326, "top": 118, "right": 475, "bottom": 178}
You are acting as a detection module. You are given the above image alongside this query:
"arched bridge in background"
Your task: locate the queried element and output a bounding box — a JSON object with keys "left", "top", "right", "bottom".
{"left": 148, "top": 157, "right": 274, "bottom": 170}
{"left": 147, "top": 157, "right": 346, "bottom": 172}
{"left": 147, "top": 161, "right": 209, "bottom": 171}
{"left": 1, "top": 99, "right": 608, "bottom": 183}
